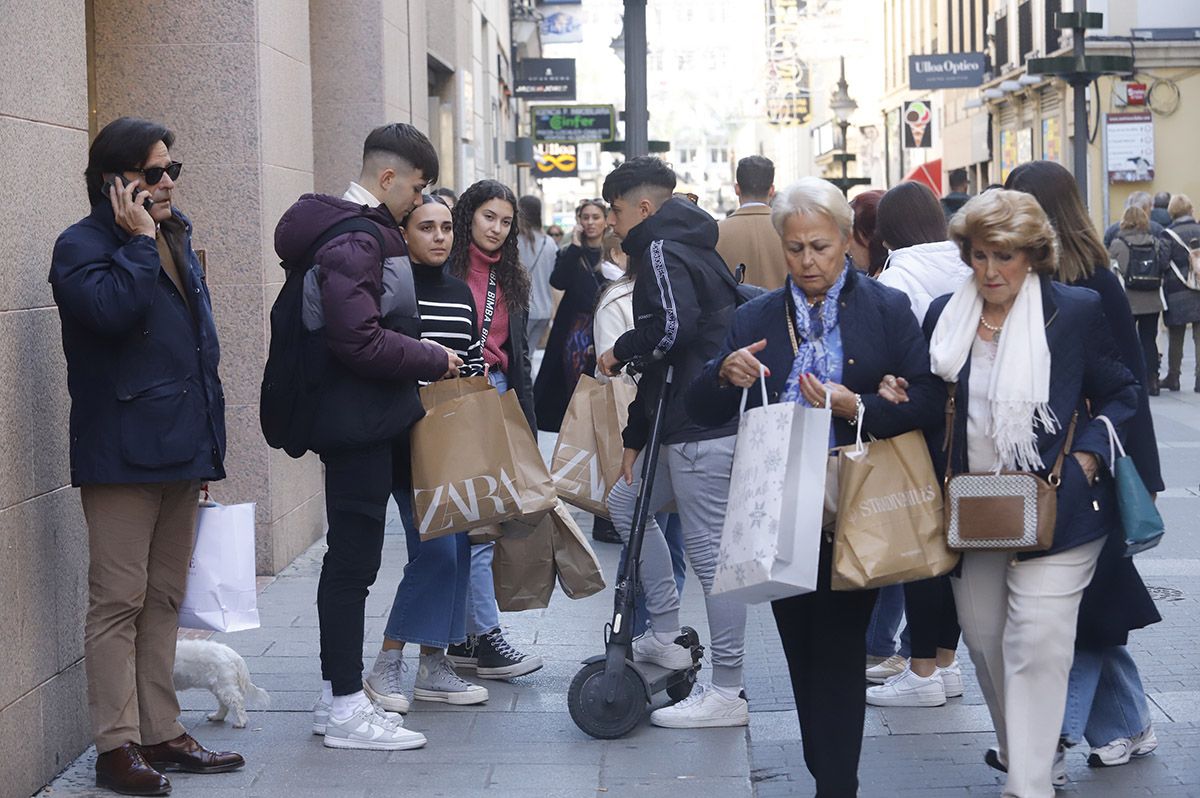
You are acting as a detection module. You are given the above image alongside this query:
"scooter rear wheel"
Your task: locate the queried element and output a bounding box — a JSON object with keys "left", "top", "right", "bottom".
{"left": 568, "top": 661, "right": 647, "bottom": 739}
{"left": 666, "top": 669, "right": 696, "bottom": 703}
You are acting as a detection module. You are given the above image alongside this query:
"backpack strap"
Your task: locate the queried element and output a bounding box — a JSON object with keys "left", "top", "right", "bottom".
{"left": 289, "top": 217, "right": 388, "bottom": 274}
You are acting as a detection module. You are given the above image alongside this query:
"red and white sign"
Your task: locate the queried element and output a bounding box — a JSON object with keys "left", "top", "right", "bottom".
{"left": 1125, "top": 83, "right": 1147, "bottom": 106}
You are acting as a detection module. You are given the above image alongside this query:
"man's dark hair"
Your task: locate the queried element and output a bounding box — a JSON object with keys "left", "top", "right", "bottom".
{"left": 877, "top": 181, "right": 947, "bottom": 249}
{"left": 1154, "top": 191, "right": 1171, "bottom": 209}
{"left": 433, "top": 186, "right": 457, "bottom": 202}
{"left": 362, "top": 122, "right": 439, "bottom": 184}
{"left": 736, "top": 155, "right": 774, "bottom": 198}
{"left": 85, "top": 117, "right": 175, "bottom": 207}
{"left": 601, "top": 155, "right": 676, "bottom": 203}
{"left": 948, "top": 168, "right": 969, "bottom": 192}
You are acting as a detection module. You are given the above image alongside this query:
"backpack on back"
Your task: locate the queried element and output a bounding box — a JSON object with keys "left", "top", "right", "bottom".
{"left": 261, "top": 218, "right": 385, "bottom": 458}
{"left": 1164, "top": 228, "right": 1200, "bottom": 291}
{"left": 1122, "top": 237, "right": 1163, "bottom": 291}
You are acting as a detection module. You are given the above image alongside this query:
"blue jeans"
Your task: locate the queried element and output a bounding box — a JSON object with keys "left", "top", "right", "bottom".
{"left": 382, "top": 484, "right": 471, "bottom": 648}
{"left": 616, "top": 512, "right": 687, "bottom": 634}
{"left": 1061, "top": 646, "right": 1152, "bottom": 747}
{"left": 465, "top": 370, "right": 509, "bottom": 635}
{"left": 866, "top": 585, "right": 911, "bottom": 658}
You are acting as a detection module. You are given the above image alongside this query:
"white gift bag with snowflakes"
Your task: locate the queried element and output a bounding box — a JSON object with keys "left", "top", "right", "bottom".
{"left": 712, "top": 376, "right": 831, "bottom": 603}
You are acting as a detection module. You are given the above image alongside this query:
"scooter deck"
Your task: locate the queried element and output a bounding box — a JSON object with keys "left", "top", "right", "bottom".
{"left": 579, "top": 654, "right": 695, "bottom": 699}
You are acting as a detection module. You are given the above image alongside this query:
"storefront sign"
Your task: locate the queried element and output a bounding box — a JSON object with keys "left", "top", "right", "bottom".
{"left": 533, "top": 143, "right": 578, "bottom": 177}
{"left": 514, "top": 59, "right": 576, "bottom": 100}
{"left": 1106, "top": 113, "right": 1155, "bottom": 183}
{"left": 532, "top": 105, "right": 616, "bottom": 144}
{"left": 903, "top": 100, "right": 934, "bottom": 148}
{"left": 1125, "top": 82, "right": 1147, "bottom": 106}
{"left": 765, "top": 0, "right": 811, "bottom": 126}
{"left": 908, "top": 53, "right": 987, "bottom": 90}
{"left": 539, "top": 3, "right": 582, "bottom": 44}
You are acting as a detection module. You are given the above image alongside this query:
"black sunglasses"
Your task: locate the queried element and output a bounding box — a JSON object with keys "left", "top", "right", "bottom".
{"left": 133, "top": 161, "right": 183, "bottom": 185}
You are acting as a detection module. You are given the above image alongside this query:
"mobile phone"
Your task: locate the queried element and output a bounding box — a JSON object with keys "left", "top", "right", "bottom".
{"left": 102, "top": 174, "right": 154, "bottom": 212}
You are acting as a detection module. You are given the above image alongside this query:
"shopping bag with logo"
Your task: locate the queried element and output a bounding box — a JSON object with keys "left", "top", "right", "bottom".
{"left": 1097, "top": 415, "right": 1165, "bottom": 556}
{"left": 712, "top": 375, "right": 830, "bottom": 603}
{"left": 492, "top": 515, "right": 556, "bottom": 611}
{"left": 497, "top": 389, "right": 559, "bottom": 523}
{"left": 179, "top": 502, "right": 260, "bottom": 633}
{"left": 548, "top": 500, "right": 606, "bottom": 599}
{"left": 418, "top": 375, "right": 493, "bottom": 411}
{"left": 830, "top": 406, "right": 956, "bottom": 590}
{"left": 550, "top": 375, "right": 607, "bottom": 515}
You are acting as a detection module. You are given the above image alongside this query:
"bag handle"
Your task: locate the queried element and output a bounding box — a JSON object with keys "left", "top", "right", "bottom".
{"left": 739, "top": 363, "right": 770, "bottom": 417}
{"left": 1047, "top": 412, "right": 1079, "bottom": 487}
{"left": 1095, "top": 414, "right": 1126, "bottom": 469}
{"left": 1163, "top": 228, "right": 1200, "bottom": 288}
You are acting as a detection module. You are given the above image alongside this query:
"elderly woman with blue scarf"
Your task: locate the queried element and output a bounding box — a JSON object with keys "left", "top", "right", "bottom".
{"left": 687, "top": 177, "right": 943, "bottom": 797}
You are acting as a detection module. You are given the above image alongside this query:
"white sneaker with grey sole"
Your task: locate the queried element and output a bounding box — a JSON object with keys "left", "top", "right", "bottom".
{"left": 414, "top": 653, "right": 489, "bottom": 705}
{"left": 632, "top": 633, "right": 693, "bottom": 671}
{"left": 650, "top": 684, "right": 749, "bottom": 729}
{"left": 313, "top": 699, "right": 402, "bottom": 736}
{"left": 1088, "top": 725, "right": 1158, "bottom": 767}
{"left": 322, "top": 705, "right": 426, "bottom": 751}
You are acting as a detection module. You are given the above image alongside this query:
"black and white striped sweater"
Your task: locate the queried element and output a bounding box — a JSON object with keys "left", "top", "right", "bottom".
{"left": 412, "top": 261, "right": 486, "bottom": 381}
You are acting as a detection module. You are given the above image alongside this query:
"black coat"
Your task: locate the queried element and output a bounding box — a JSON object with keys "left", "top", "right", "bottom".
{"left": 533, "top": 244, "right": 606, "bottom": 432}
{"left": 502, "top": 307, "right": 537, "bottom": 435}
{"left": 49, "top": 203, "right": 226, "bottom": 485}
{"left": 923, "top": 278, "right": 1140, "bottom": 557}
{"left": 687, "top": 267, "right": 944, "bottom": 445}
{"left": 1161, "top": 216, "right": 1200, "bottom": 326}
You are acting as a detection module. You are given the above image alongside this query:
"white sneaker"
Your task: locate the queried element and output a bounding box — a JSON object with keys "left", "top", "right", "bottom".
{"left": 1088, "top": 725, "right": 1157, "bottom": 767}
{"left": 865, "top": 654, "right": 907, "bottom": 684}
{"left": 650, "top": 683, "right": 749, "bottom": 729}
{"left": 632, "top": 633, "right": 694, "bottom": 671}
{"left": 363, "top": 651, "right": 412, "bottom": 714}
{"left": 937, "top": 660, "right": 964, "bottom": 698}
{"left": 865, "top": 667, "right": 947, "bottom": 707}
{"left": 1052, "top": 747, "right": 1068, "bottom": 787}
{"left": 323, "top": 704, "right": 427, "bottom": 751}
{"left": 312, "top": 699, "right": 330, "bottom": 735}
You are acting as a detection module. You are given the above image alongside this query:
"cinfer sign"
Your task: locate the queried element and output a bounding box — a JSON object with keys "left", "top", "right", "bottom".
{"left": 909, "top": 53, "right": 987, "bottom": 90}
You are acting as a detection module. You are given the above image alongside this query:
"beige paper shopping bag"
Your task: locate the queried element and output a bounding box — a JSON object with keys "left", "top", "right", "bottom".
{"left": 549, "top": 376, "right": 609, "bottom": 516}
{"left": 548, "top": 501, "right": 606, "bottom": 599}
{"left": 492, "top": 515, "right": 556, "bottom": 611}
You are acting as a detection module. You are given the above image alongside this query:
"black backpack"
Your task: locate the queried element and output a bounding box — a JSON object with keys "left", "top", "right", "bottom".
{"left": 261, "top": 218, "right": 385, "bottom": 458}
{"left": 1123, "top": 236, "right": 1164, "bottom": 291}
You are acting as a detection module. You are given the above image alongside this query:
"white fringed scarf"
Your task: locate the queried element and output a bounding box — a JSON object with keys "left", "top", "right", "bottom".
{"left": 929, "top": 273, "right": 1058, "bottom": 471}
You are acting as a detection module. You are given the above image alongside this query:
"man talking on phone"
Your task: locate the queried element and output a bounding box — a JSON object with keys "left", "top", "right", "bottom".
{"left": 49, "top": 117, "right": 239, "bottom": 796}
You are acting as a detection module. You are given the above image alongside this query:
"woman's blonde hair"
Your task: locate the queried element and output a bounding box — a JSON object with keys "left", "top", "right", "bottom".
{"left": 1120, "top": 205, "right": 1150, "bottom": 233}
{"left": 1168, "top": 193, "right": 1194, "bottom": 220}
{"left": 948, "top": 189, "right": 1059, "bottom": 276}
{"left": 771, "top": 177, "right": 853, "bottom": 241}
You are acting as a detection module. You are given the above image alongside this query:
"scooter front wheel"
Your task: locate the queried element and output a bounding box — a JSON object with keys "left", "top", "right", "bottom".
{"left": 568, "top": 661, "right": 647, "bottom": 739}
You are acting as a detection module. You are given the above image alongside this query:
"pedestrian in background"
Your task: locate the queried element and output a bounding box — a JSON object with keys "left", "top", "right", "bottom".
{"left": 941, "top": 167, "right": 971, "bottom": 220}
{"left": 445, "top": 179, "right": 544, "bottom": 679}
{"left": 51, "top": 116, "right": 242, "bottom": 794}
{"left": 534, "top": 198, "right": 611, "bottom": 432}
{"left": 716, "top": 155, "right": 787, "bottom": 290}
{"left": 433, "top": 186, "right": 457, "bottom": 210}
{"left": 1108, "top": 205, "right": 1167, "bottom": 395}
{"left": 926, "top": 189, "right": 1139, "bottom": 797}
{"left": 363, "top": 195, "right": 489, "bottom": 718}
{"left": 848, "top": 189, "right": 888, "bottom": 276}
{"left": 517, "top": 194, "right": 557, "bottom": 350}
{"left": 1161, "top": 194, "right": 1200, "bottom": 392}
{"left": 1104, "top": 191, "right": 1162, "bottom": 247}
{"left": 1150, "top": 191, "right": 1172, "bottom": 229}
{"left": 547, "top": 223, "right": 565, "bottom": 247}
{"left": 691, "top": 176, "right": 943, "bottom": 795}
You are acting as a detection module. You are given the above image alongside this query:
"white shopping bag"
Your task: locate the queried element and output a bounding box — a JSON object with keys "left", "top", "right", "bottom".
{"left": 712, "top": 376, "right": 831, "bottom": 603}
{"left": 178, "top": 502, "right": 261, "bottom": 632}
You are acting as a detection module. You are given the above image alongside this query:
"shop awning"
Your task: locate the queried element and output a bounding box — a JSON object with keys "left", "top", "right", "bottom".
{"left": 905, "top": 159, "right": 942, "bottom": 195}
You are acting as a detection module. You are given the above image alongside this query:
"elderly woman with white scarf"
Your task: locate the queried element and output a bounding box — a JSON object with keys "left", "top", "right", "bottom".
{"left": 923, "top": 189, "right": 1139, "bottom": 798}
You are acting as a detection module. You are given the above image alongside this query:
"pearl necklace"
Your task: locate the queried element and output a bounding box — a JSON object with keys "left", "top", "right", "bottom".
{"left": 979, "top": 314, "right": 1003, "bottom": 343}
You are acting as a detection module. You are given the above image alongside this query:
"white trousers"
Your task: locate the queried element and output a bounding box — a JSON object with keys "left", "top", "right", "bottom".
{"left": 952, "top": 537, "right": 1105, "bottom": 798}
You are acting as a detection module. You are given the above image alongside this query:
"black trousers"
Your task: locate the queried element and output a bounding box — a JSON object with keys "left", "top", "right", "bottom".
{"left": 1134, "top": 313, "right": 1160, "bottom": 376}
{"left": 771, "top": 541, "right": 878, "bottom": 798}
{"left": 903, "top": 575, "right": 961, "bottom": 659}
{"left": 317, "top": 441, "right": 398, "bottom": 695}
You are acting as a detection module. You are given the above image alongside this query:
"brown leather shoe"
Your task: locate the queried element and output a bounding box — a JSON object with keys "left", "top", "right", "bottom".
{"left": 95, "top": 743, "right": 171, "bottom": 796}
{"left": 138, "top": 733, "right": 245, "bottom": 774}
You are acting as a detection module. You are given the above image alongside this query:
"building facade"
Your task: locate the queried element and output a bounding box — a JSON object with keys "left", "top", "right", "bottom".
{"left": 1, "top": 2, "right": 524, "bottom": 795}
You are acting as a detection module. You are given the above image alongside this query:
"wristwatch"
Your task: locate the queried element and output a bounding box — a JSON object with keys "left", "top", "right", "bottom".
{"left": 847, "top": 393, "right": 864, "bottom": 425}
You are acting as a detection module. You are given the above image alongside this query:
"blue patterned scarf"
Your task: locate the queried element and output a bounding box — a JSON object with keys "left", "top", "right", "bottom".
{"left": 782, "top": 265, "right": 848, "bottom": 406}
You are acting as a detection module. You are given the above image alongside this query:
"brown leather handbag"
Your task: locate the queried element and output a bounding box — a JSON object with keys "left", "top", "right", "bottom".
{"left": 943, "top": 384, "right": 1078, "bottom": 552}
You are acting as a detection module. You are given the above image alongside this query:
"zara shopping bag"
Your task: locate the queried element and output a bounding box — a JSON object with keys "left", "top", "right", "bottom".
{"left": 712, "top": 375, "right": 830, "bottom": 603}
{"left": 1097, "top": 415, "right": 1165, "bottom": 556}
{"left": 830, "top": 407, "right": 956, "bottom": 590}
{"left": 492, "top": 515, "right": 557, "bottom": 611}
{"left": 548, "top": 501, "right": 606, "bottom": 599}
{"left": 550, "top": 376, "right": 636, "bottom": 518}
{"left": 179, "top": 502, "right": 260, "bottom": 633}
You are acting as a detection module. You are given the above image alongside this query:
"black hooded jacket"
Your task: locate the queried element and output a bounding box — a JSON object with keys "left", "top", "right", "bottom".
{"left": 614, "top": 197, "right": 739, "bottom": 449}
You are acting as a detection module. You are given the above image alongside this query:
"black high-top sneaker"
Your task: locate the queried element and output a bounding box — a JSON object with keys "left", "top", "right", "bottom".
{"left": 474, "top": 628, "right": 544, "bottom": 679}
{"left": 446, "top": 634, "right": 479, "bottom": 669}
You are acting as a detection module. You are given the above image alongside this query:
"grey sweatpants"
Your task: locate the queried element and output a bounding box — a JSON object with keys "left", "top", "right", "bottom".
{"left": 607, "top": 435, "right": 747, "bottom": 689}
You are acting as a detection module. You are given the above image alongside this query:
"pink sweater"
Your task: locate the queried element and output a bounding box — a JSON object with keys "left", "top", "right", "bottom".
{"left": 465, "top": 243, "right": 510, "bottom": 374}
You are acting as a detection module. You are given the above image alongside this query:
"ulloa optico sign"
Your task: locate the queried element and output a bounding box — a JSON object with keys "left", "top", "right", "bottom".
{"left": 909, "top": 53, "right": 986, "bottom": 90}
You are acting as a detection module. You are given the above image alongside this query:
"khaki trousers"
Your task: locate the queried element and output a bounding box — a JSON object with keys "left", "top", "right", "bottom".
{"left": 81, "top": 481, "right": 200, "bottom": 753}
{"left": 953, "top": 537, "right": 1105, "bottom": 798}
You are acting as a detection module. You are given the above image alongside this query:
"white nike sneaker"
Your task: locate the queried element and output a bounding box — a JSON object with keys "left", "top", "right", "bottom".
{"left": 865, "top": 666, "right": 947, "bottom": 707}
{"left": 631, "top": 633, "right": 693, "bottom": 671}
{"left": 650, "top": 683, "right": 749, "bottom": 729}
{"left": 322, "top": 704, "right": 427, "bottom": 751}
{"left": 937, "top": 660, "right": 964, "bottom": 698}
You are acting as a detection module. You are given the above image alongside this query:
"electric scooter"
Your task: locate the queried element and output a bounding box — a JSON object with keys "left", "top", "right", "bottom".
{"left": 567, "top": 359, "right": 704, "bottom": 739}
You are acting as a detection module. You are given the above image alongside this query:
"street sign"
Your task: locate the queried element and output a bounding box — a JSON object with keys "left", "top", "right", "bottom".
{"left": 533, "top": 144, "right": 578, "bottom": 178}
{"left": 908, "top": 53, "right": 987, "bottom": 89}
{"left": 514, "top": 58, "right": 576, "bottom": 101}
{"left": 903, "top": 99, "right": 934, "bottom": 148}
{"left": 532, "top": 105, "right": 616, "bottom": 144}
{"left": 1106, "top": 113, "right": 1155, "bottom": 183}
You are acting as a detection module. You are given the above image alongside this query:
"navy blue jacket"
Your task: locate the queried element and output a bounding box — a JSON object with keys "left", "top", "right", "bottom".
{"left": 50, "top": 203, "right": 226, "bottom": 486}
{"left": 923, "top": 278, "right": 1139, "bottom": 557}
{"left": 687, "top": 267, "right": 944, "bottom": 445}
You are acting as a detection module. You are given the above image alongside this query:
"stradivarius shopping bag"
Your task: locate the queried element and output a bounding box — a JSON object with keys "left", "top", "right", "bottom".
{"left": 179, "top": 502, "right": 261, "bottom": 632}
{"left": 712, "top": 375, "right": 830, "bottom": 603}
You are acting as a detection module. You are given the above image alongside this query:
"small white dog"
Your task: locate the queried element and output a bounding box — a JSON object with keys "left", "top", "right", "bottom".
{"left": 174, "top": 639, "right": 270, "bottom": 728}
